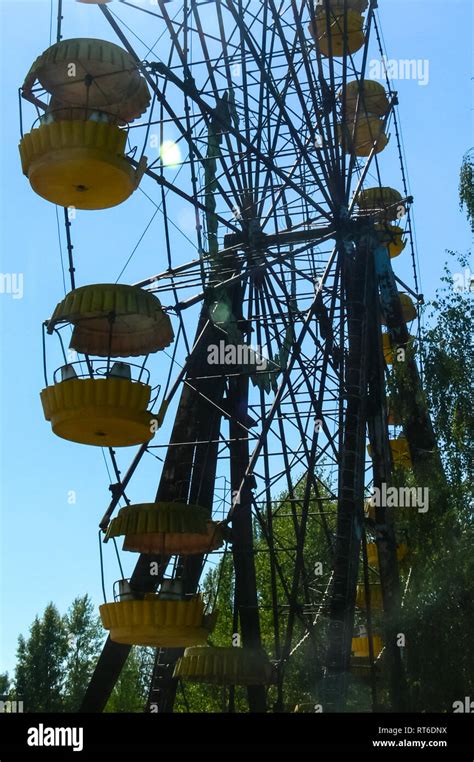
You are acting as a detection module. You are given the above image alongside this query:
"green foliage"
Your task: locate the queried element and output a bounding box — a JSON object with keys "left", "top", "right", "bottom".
{"left": 402, "top": 528, "right": 474, "bottom": 712}
{"left": 252, "top": 489, "right": 335, "bottom": 710}
{"left": 63, "top": 595, "right": 104, "bottom": 712}
{"left": 421, "top": 252, "right": 473, "bottom": 486}
{"left": 15, "top": 604, "right": 68, "bottom": 712}
{"left": 175, "top": 480, "right": 340, "bottom": 712}
{"left": 104, "top": 647, "right": 154, "bottom": 713}
{"left": 13, "top": 595, "right": 105, "bottom": 712}
{"left": 0, "top": 672, "right": 10, "bottom": 696}
{"left": 396, "top": 252, "right": 474, "bottom": 711}
{"left": 459, "top": 149, "right": 474, "bottom": 231}
{"left": 175, "top": 552, "right": 247, "bottom": 713}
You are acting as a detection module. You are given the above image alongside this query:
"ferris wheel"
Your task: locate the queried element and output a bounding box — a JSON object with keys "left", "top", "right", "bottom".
{"left": 18, "top": 0, "right": 441, "bottom": 714}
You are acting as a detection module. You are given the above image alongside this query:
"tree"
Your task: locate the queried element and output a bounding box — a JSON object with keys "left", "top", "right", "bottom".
{"left": 391, "top": 150, "right": 473, "bottom": 712}
{"left": 398, "top": 251, "right": 474, "bottom": 712}
{"left": 15, "top": 604, "right": 68, "bottom": 712}
{"left": 12, "top": 595, "right": 155, "bottom": 713}
{"left": 63, "top": 595, "right": 104, "bottom": 712}
{"left": 459, "top": 149, "right": 474, "bottom": 231}
{"left": 421, "top": 254, "right": 473, "bottom": 486}
{"left": 0, "top": 672, "right": 10, "bottom": 697}
{"left": 105, "top": 647, "right": 154, "bottom": 713}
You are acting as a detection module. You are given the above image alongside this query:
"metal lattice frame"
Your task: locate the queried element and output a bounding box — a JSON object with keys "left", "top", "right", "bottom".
{"left": 16, "top": 0, "right": 430, "bottom": 713}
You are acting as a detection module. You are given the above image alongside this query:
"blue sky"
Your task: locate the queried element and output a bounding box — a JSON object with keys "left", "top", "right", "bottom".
{"left": 0, "top": 0, "right": 472, "bottom": 678}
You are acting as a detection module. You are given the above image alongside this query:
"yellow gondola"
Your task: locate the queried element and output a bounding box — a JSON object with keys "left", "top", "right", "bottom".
{"left": 381, "top": 332, "right": 415, "bottom": 365}
{"left": 173, "top": 646, "right": 275, "bottom": 685}
{"left": 105, "top": 503, "right": 225, "bottom": 555}
{"left": 356, "top": 584, "right": 384, "bottom": 610}
{"left": 351, "top": 635, "right": 383, "bottom": 659}
{"left": 309, "top": 11, "right": 365, "bottom": 58}
{"left": 375, "top": 223, "right": 406, "bottom": 259}
{"left": 339, "top": 115, "right": 389, "bottom": 156}
{"left": 19, "top": 120, "right": 146, "bottom": 210}
{"left": 356, "top": 187, "right": 405, "bottom": 221}
{"left": 338, "top": 79, "right": 390, "bottom": 117}
{"left": 381, "top": 293, "right": 418, "bottom": 325}
{"left": 367, "top": 437, "right": 413, "bottom": 469}
{"left": 366, "top": 542, "right": 409, "bottom": 567}
{"left": 40, "top": 377, "right": 157, "bottom": 447}
{"left": 22, "top": 38, "right": 142, "bottom": 110}
{"left": 364, "top": 500, "right": 376, "bottom": 520}
{"left": 47, "top": 284, "right": 174, "bottom": 358}
{"left": 100, "top": 594, "right": 216, "bottom": 647}
{"left": 390, "top": 437, "right": 413, "bottom": 468}
{"left": 47, "top": 77, "right": 151, "bottom": 125}
{"left": 382, "top": 332, "right": 395, "bottom": 365}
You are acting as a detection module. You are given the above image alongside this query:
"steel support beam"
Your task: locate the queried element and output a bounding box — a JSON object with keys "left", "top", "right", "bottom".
{"left": 228, "top": 371, "right": 267, "bottom": 712}
{"left": 322, "top": 239, "right": 373, "bottom": 710}
{"left": 367, "top": 246, "right": 407, "bottom": 712}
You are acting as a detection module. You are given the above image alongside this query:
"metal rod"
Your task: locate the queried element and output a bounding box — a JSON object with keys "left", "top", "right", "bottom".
{"left": 63, "top": 207, "right": 76, "bottom": 290}
{"left": 56, "top": 0, "right": 63, "bottom": 44}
